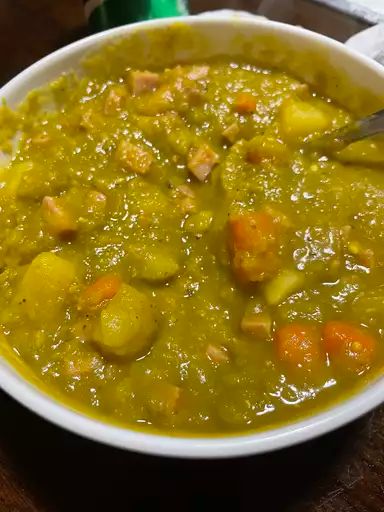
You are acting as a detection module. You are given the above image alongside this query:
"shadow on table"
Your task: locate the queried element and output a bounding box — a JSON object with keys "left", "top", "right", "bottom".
{"left": 0, "top": 390, "right": 369, "bottom": 512}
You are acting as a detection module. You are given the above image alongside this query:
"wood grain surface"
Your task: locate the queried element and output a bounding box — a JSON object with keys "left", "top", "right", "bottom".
{"left": 0, "top": 1, "right": 381, "bottom": 511}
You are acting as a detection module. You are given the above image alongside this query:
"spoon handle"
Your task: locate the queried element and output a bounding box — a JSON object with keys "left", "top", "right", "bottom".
{"left": 352, "top": 109, "right": 384, "bottom": 142}
{"left": 306, "top": 109, "right": 384, "bottom": 153}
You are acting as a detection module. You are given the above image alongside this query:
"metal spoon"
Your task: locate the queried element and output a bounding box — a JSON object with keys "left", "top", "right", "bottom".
{"left": 306, "top": 108, "right": 384, "bottom": 153}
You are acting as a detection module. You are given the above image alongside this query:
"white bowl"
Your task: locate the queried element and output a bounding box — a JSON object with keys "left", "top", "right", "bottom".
{"left": 1, "top": 14, "right": 384, "bottom": 459}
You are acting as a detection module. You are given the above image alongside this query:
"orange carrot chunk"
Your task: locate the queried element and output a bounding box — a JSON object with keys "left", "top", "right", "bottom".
{"left": 228, "top": 211, "right": 280, "bottom": 283}
{"left": 323, "top": 321, "right": 377, "bottom": 372}
{"left": 78, "top": 274, "right": 122, "bottom": 311}
{"left": 275, "top": 322, "right": 322, "bottom": 369}
{"left": 234, "top": 92, "right": 257, "bottom": 114}
{"left": 229, "top": 212, "right": 276, "bottom": 252}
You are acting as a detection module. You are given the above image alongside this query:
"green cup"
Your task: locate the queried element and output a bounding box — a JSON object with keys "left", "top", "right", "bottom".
{"left": 83, "top": 0, "right": 189, "bottom": 32}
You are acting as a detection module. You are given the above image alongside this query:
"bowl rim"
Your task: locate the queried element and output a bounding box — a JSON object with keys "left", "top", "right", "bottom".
{"left": 1, "top": 13, "right": 384, "bottom": 459}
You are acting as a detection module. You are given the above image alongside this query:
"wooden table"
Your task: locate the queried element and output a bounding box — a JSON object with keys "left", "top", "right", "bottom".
{"left": 0, "top": 2, "right": 382, "bottom": 511}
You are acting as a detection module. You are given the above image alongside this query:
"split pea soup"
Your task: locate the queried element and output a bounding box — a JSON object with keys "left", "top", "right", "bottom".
{"left": 1, "top": 56, "right": 384, "bottom": 435}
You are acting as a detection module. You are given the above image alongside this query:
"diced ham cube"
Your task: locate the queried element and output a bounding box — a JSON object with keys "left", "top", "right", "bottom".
{"left": 116, "top": 140, "right": 153, "bottom": 174}
{"left": 64, "top": 355, "right": 98, "bottom": 377}
{"left": 187, "top": 144, "right": 219, "bottom": 182}
{"left": 31, "top": 133, "right": 50, "bottom": 145}
{"left": 222, "top": 122, "right": 240, "bottom": 144}
{"left": 206, "top": 344, "right": 229, "bottom": 363}
{"left": 41, "top": 196, "right": 77, "bottom": 240}
{"left": 348, "top": 240, "right": 375, "bottom": 268}
{"left": 241, "top": 312, "right": 272, "bottom": 339}
{"left": 171, "top": 76, "right": 204, "bottom": 106}
{"left": 291, "top": 83, "right": 310, "bottom": 98}
{"left": 187, "top": 65, "right": 210, "bottom": 80}
{"left": 180, "top": 199, "right": 195, "bottom": 213}
{"left": 176, "top": 184, "right": 197, "bottom": 213}
{"left": 104, "top": 85, "right": 127, "bottom": 115}
{"left": 80, "top": 110, "right": 95, "bottom": 131}
{"left": 147, "top": 382, "right": 182, "bottom": 416}
{"left": 87, "top": 190, "right": 107, "bottom": 210}
{"left": 176, "top": 184, "right": 195, "bottom": 198}
{"left": 359, "top": 248, "right": 375, "bottom": 268}
{"left": 130, "top": 70, "right": 160, "bottom": 95}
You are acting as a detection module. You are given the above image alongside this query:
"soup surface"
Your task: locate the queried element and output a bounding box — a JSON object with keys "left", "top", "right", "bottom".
{"left": 0, "top": 56, "right": 384, "bottom": 435}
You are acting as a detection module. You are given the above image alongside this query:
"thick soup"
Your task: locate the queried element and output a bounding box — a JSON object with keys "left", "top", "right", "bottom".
{"left": 0, "top": 56, "right": 383, "bottom": 435}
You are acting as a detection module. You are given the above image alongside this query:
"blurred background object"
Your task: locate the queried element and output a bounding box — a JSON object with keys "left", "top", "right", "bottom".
{"left": 314, "top": 0, "right": 384, "bottom": 24}
{"left": 0, "top": 0, "right": 369, "bottom": 86}
{"left": 83, "top": 0, "right": 189, "bottom": 32}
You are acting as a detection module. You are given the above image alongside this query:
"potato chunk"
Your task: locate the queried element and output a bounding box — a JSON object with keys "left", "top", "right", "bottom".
{"left": 247, "top": 136, "right": 289, "bottom": 164}
{"left": 18, "top": 252, "right": 75, "bottom": 322}
{"left": 264, "top": 269, "right": 304, "bottom": 306}
{"left": 131, "top": 246, "right": 180, "bottom": 282}
{"left": 95, "top": 284, "right": 156, "bottom": 357}
{"left": 175, "top": 184, "right": 197, "bottom": 214}
{"left": 184, "top": 210, "right": 213, "bottom": 235}
{"left": 280, "top": 99, "right": 331, "bottom": 139}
